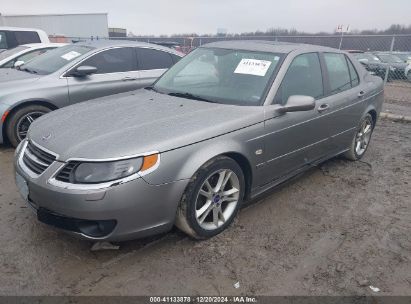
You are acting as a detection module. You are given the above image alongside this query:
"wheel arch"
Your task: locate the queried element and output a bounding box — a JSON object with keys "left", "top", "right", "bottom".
{"left": 144, "top": 138, "right": 258, "bottom": 201}
{"left": 2, "top": 99, "right": 58, "bottom": 143}
{"left": 367, "top": 109, "right": 377, "bottom": 127}
{"left": 221, "top": 152, "right": 253, "bottom": 200}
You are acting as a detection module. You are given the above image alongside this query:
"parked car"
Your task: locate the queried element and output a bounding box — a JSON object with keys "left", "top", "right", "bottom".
{"left": 14, "top": 41, "right": 384, "bottom": 241}
{"left": 405, "top": 64, "right": 411, "bottom": 81}
{"left": 374, "top": 52, "right": 408, "bottom": 80}
{"left": 353, "top": 52, "right": 387, "bottom": 79}
{"left": 0, "top": 43, "right": 66, "bottom": 68}
{"left": 0, "top": 40, "right": 183, "bottom": 147}
{"left": 392, "top": 52, "right": 411, "bottom": 64}
{"left": 0, "top": 27, "right": 50, "bottom": 51}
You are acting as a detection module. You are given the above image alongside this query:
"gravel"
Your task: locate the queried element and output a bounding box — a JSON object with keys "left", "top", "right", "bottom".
{"left": 0, "top": 119, "right": 410, "bottom": 296}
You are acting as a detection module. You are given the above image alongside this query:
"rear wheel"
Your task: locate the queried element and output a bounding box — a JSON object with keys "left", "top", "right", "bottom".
{"left": 6, "top": 105, "right": 51, "bottom": 147}
{"left": 343, "top": 113, "right": 374, "bottom": 161}
{"left": 175, "top": 156, "right": 245, "bottom": 239}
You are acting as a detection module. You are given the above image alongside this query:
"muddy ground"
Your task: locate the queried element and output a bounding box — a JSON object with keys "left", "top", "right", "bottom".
{"left": 0, "top": 119, "right": 410, "bottom": 296}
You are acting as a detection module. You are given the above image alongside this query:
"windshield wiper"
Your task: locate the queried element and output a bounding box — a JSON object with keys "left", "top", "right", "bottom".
{"left": 168, "top": 92, "right": 217, "bottom": 103}
{"left": 20, "top": 67, "right": 38, "bottom": 74}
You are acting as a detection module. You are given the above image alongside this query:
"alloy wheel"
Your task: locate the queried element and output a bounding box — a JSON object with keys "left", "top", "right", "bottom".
{"left": 355, "top": 116, "right": 373, "bottom": 156}
{"left": 195, "top": 169, "right": 240, "bottom": 230}
{"left": 16, "top": 111, "right": 46, "bottom": 141}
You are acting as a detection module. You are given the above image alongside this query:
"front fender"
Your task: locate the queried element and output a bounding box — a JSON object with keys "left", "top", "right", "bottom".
{"left": 142, "top": 122, "right": 265, "bottom": 186}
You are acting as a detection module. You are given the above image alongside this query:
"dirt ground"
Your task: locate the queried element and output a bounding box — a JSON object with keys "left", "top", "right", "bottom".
{"left": 0, "top": 119, "right": 410, "bottom": 296}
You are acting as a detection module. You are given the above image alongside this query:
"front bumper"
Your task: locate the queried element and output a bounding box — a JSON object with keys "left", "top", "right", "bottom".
{"left": 14, "top": 147, "right": 188, "bottom": 241}
{"left": 0, "top": 103, "right": 10, "bottom": 144}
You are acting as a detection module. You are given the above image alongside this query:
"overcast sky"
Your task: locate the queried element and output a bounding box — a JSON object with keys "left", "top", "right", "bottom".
{"left": 1, "top": 0, "right": 410, "bottom": 35}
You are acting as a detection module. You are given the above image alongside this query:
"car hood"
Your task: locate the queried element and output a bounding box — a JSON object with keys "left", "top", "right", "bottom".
{"left": 28, "top": 90, "right": 264, "bottom": 161}
{"left": 0, "top": 69, "right": 42, "bottom": 96}
{"left": 0, "top": 68, "right": 42, "bottom": 82}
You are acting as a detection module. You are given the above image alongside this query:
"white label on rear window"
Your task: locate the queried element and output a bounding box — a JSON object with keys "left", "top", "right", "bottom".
{"left": 234, "top": 59, "right": 272, "bottom": 76}
{"left": 61, "top": 51, "right": 81, "bottom": 61}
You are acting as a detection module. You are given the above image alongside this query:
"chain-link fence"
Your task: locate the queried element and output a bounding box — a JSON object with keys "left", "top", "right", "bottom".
{"left": 60, "top": 34, "right": 411, "bottom": 108}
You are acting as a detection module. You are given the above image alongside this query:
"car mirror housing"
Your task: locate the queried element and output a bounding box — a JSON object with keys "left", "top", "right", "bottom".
{"left": 358, "top": 58, "right": 369, "bottom": 65}
{"left": 279, "top": 95, "right": 315, "bottom": 113}
{"left": 71, "top": 65, "right": 98, "bottom": 77}
{"left": 14, "top": 61, "right": 25, "bottom": 69}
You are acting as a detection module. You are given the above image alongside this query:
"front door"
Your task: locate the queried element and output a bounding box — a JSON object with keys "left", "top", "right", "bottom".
{"left": 67, "top": 47, "right": 141, "bottom": 104}
{"left": 261, "top": 52, "right": 331, "bottom": 185}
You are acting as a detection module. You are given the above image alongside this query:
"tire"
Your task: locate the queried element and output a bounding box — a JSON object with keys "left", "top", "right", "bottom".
{"left": 175, "top": 156, "right": 245, "bottom": 239}
{"left": 6, "top": 105, "right": 51, "bottom": 148}
{"left": 343, "top": 113, "right": 374, "bottom": 161}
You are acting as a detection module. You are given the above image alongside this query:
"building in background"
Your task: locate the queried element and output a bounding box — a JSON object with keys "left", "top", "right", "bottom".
{"left": 109, "top": 27, "right": 127, "bottom": 38}
{"left": 0, "top": 13, "right": 109, "bottom": 40}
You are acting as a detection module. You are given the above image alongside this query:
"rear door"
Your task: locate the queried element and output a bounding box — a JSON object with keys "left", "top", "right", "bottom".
{"left": 67, "top": 47, "right": 140, "bottom": 104}
{"left": 320, "top": 53, "right": 365, "bottom": 153}
{"left": 136, "top": 47, "right": 177, "bottom": 87}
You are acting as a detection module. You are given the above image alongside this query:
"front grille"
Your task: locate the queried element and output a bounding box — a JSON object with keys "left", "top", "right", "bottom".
{"left": 55, "top": 162, "right": 79, "bottom": 183}
{"left": 22, "top": 141, "right": 56, "bottom": 175}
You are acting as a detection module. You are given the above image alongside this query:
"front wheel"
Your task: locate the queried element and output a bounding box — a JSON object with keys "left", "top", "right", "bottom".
{"left": 175, "top": 156, "right": 245, "bottom": 239}
{"left": 343, "top": 113, "right": 374, "bottom": 161}
{"left": 6, "top": 105, "right": 51, "bottom": 147}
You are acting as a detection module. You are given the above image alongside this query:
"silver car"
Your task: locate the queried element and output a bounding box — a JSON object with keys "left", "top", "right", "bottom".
{"left": 0, "top": 40, "right": 183, "bottom": 147}
{"left": 14, "top": 41, "right": 384, "bottom": 241}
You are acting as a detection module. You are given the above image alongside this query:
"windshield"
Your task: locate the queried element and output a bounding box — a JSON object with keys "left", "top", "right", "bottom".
{"left": 21, "top": 44, "right": 94, "bottom": 75}
{"left": 0, "top": 45, "right": 29, "bottom": 61}
{"left": 376, "top": 54, "right": 403, "bottom": 63}
{"left": 354, "top": 53, "right": 381, "bottom": 63}
{"left": 154, "top": 47, "right": 283, "bottom": 106}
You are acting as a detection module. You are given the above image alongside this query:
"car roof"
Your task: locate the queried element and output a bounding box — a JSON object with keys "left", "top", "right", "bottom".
{"left": 22, "top": 43, "right": 67, "bottom": 48}
{"left": 73, "top": 39, "right": 182, "bottom": 55}
{"left": 0, "top": 26, "right": 46, "bottom": 32}
{"left": 201, "top": 40, "right": 340, "bottom": 54}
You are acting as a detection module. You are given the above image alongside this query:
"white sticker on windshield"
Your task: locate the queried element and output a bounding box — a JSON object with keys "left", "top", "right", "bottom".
{"left": 234, "top": 59, "right": 272, "bottom": 76}
{"left": 61, "top": 51, "right": 82, "bottom": 61}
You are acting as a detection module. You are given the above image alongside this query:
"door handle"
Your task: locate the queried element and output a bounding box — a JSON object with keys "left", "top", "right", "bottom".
{"left": 358, "top": 91, "right": 366, "bottom": 98}
{"left": 122, "top": 76, "right": 138, "bottom": 81}
{"left": 317, "top": 103, "right": 330, "bottom": 113}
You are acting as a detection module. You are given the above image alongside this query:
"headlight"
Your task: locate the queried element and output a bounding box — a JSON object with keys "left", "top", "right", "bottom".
{"left": 71, "top": 154, "right": 159, "bottom": 184}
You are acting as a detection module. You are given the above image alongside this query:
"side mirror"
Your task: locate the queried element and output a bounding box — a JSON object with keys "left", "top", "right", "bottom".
{"left": 358, "top": 58, "right": 368, "bottom": 65}
{"left": 71, "top": 65, "right": 97, "bottom": 77}
{"left": 14, "top": 61, "right": 25, "bottom": 68}
{"left": 279, "top": 95, "right": 315, "bottom": 113}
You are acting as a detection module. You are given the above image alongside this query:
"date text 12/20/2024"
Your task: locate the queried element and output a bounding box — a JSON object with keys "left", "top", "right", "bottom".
{"left": 149, "top": 296, "right": 258, "bottom": 303}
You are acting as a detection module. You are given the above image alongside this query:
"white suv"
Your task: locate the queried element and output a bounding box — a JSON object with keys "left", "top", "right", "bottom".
{"left": 0, "top": 27, "right": 49, "bottom": 51}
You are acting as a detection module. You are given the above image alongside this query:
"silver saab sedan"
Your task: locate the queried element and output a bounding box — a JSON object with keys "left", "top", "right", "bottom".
{"left": 14, "top": 41, "right": 383, "bottom": 241}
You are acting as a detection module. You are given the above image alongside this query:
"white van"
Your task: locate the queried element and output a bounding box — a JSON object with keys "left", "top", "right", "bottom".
{"left": 0, "top": 27, "right": 49, "bottom": 51}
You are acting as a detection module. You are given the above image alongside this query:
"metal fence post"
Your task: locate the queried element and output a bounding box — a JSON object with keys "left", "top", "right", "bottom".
{"left": 384, "top": 35, "right": 396, "bottom": 84}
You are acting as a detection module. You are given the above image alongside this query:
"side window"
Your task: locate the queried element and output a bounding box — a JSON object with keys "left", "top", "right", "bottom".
{"left": 82, "top": 47, "right": 136, "bottom": 74}
{"left": 323, "top": 53, "right": 351, "bottom": 94}
{"left": 0, "top": 31, "right": 8, "bottom": 49}
{"left": 275, "top": 53, "right": 323, "bottom": 104}
{"left": 137, "top": 48, "right": 174, "bottom": 70}
{"left": 346, "top": 56, "right": 359, "bottom": 87}
{"left": 14, "top": 31, "right": 41, "bottom": 44}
